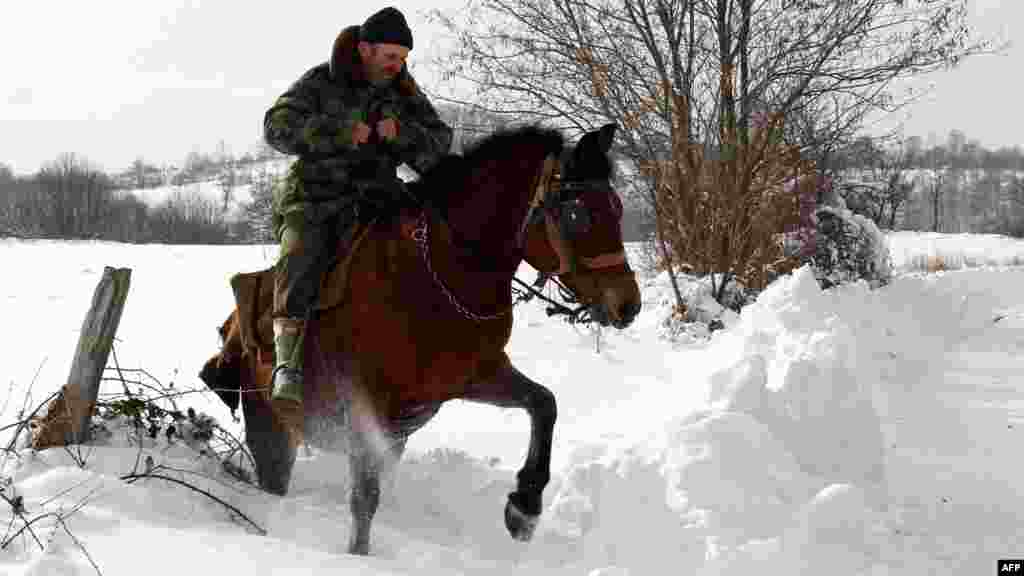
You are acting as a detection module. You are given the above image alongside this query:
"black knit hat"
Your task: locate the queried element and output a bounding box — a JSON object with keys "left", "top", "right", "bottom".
{"left": 360, "top": 7, "right": 413, "bottom": 50}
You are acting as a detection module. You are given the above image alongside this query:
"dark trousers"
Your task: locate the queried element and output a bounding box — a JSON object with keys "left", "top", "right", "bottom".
{"left": 273, "top": 211, "right": 342, "bottom": 319}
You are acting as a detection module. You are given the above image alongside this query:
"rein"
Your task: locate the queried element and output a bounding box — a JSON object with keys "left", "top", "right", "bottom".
{"left": 511, "top": 274, "right": 593, "bottom": 324}
{"left": 411, "top": 211, "right": 513, "bottom": 322}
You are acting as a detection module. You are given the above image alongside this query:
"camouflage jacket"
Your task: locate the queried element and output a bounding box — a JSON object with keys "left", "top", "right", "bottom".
{"left": 264, "top": 37, "right": 452, "bottom": 225}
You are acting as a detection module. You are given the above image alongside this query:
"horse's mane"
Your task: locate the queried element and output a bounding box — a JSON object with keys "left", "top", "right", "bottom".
{"left": 416, "top": 125, "right": 565, "bottom": 193}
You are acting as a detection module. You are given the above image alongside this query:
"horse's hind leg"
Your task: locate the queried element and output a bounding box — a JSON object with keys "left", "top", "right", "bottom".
{"left": 464, "top": 357, "right": 557, "bottom": 542}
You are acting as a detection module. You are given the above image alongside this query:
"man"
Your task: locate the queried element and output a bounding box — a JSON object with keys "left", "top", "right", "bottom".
{"left": 263, "top": 6, "right": 453, "bottom": 411}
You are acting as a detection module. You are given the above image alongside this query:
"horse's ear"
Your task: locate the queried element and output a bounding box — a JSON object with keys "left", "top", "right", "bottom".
{"left": 576, "top": 123, "right": 617, "bottom": 157}
{"left": 597, "top": 123, "right": 617, "bottom": 153}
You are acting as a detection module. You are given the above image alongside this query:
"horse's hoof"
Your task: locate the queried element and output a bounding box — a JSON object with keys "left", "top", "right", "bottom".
{"left": 258, "top": 466, "right": 292, "bottom": 496}
{"left": 504, "top": 498, "right": 539, "bottom": 541}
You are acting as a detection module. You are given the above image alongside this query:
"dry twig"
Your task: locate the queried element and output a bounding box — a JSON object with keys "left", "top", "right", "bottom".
{"left": 120, "top": 468, "right": 266, "bottom": 535}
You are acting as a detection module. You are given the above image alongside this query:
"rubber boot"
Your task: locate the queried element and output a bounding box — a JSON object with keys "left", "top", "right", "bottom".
{"left": 271, "top": 317, "right": 305, "bottom": 404}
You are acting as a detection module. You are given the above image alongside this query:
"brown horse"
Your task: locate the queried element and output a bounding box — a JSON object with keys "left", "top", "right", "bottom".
{"left": 199, "top": 123, "right": 641, "bottom": 555}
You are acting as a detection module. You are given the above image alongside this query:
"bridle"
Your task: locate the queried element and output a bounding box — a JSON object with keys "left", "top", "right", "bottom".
{"left": 516, "top": 153, "right": 627, "bottom": 275}
{"left": 412, "top": 151, "right": 627, "bottom": 323}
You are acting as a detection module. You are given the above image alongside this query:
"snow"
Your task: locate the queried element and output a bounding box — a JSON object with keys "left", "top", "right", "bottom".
{"left": 814, "top": 205, "right": 893, "bottom": 288}
{"left": 1, "top": 231, "right": 1024, "bottom": 575}
{"left": 888, "top": 229, "right": 1024, "bottom": 272}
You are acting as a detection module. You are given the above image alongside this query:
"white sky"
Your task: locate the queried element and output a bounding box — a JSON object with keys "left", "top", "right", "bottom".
{"left": 1, "top": 0, "right": 1020, "bottom": 175}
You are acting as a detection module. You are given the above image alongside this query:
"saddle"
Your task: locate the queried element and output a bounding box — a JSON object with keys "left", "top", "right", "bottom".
{"left": 229, "top": 173, "right": 427, "bottom": 361}
{"left": 228, "top": 220, "right": 374, "bottom": 361}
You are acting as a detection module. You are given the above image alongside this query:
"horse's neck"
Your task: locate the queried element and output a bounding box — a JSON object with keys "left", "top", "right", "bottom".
{"left": 444, "top": 159, "right": 536, "bottom": 273}
{"left": 423, "top": 196, "right": 523, "bottom": 316}
{"left": 434, "top": 216, "right": 518, "bottom": 277}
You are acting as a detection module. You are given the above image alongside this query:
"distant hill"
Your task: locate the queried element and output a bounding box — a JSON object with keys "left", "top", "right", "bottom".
{"left": 120, "top": 157, "right": 291, "bottom": 222}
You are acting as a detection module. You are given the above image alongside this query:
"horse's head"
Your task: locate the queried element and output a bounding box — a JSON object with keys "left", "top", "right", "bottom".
{"left": 522, "top": 124, "right": 641, "bottom": 329}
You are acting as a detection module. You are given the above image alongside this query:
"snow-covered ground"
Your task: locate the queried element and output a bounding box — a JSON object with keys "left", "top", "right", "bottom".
{"left": 888, "top": 229, "right": 1024, "bottom": 272}
{"left": 1, "top": 232, "right": 1023, "bottom": 575}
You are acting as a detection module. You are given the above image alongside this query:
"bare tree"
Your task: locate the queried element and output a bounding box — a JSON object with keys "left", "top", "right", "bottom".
{"left": 240, "top": 164, "right": 277, "bottom": 243}
{"left": 873, "top": 137, "right": 1024, "bottom": 234}
{"left": 219, "top": 160, "right": 236, "bottom": 216}
{"left": 34, "top": 153, "right": 117, "bottom": 238}
{"left": 0, "top": 165, "right": 35, "bottom": 237}
{"left": 835, "top": 137, "right": 913, "bottom": 229}
{"left": 928, "top": 170, "right": 947, "bottom": 233}
{"left": 992, "top": 174, "right": 1024, "bottom": 237}
{"left": 132, "top": 157, "right": 146, "bottom": 190}
{"left": 0, "top": 163, "right": 14, "bottom": 234}
{"left": 105, "top": 193, "right": 151, "bottom": 243}
{"left": 430, "top": 0, "right": 993, "bottom": 306}
{"left": 149, "top": 189, "right": 228, "bottom": 244}
{"left": 971, "top": 167, "right": 1002, "bottom": 229}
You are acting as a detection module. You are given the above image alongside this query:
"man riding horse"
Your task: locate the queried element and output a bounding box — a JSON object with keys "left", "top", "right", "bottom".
{"left": 263, "top": 6, "right": 453, "bottom": 414}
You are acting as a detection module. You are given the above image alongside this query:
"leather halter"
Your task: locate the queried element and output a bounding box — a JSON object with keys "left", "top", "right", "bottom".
{"left": 518, "top": 154, "right": 627, "bottom": 275}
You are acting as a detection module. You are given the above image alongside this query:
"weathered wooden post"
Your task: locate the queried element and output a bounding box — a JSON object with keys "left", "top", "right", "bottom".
{"left": 31, "top": 266, "right": 132, "bottom": 449}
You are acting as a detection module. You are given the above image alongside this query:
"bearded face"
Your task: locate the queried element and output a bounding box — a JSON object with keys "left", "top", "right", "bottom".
{"left": 358, "top": 42, "right": 409, "bottom": 86}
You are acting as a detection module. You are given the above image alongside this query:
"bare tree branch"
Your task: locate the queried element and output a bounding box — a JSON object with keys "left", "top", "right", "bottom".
{"left": 429, "top": 0, "right": 995, "bottom": 307}
{"left": 120, "top": 469, "right": 266, "bottom": 535}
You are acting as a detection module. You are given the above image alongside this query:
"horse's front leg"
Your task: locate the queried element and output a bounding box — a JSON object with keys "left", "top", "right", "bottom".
{"left": 464, "top": 356, "right": 557, "bottom": 542}
{"left": 347, "top": 432, "right": 380, "bottom": 556}
{"left": 346, "top": 398, "right": 408, "bottom": 556}
{"left": 347, "top": 432, "right": 407, "bottom": 555}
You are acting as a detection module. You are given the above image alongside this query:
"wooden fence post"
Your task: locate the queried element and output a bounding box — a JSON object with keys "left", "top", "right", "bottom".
{"left": 31, "top": 266, "right": 131, "bottom": 449}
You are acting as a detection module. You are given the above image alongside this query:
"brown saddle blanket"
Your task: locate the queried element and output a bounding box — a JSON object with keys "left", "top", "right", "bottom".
{"left": 229, "top": 221, "right": 374, "bottom": 358}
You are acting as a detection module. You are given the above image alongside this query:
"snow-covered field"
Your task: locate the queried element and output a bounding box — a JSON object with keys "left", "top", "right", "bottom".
{"left": 1, "top": 232, "right": 1023, "bottom": 575}
{"left": 888, "top": 229, "right": 1024, "bottom": 273}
